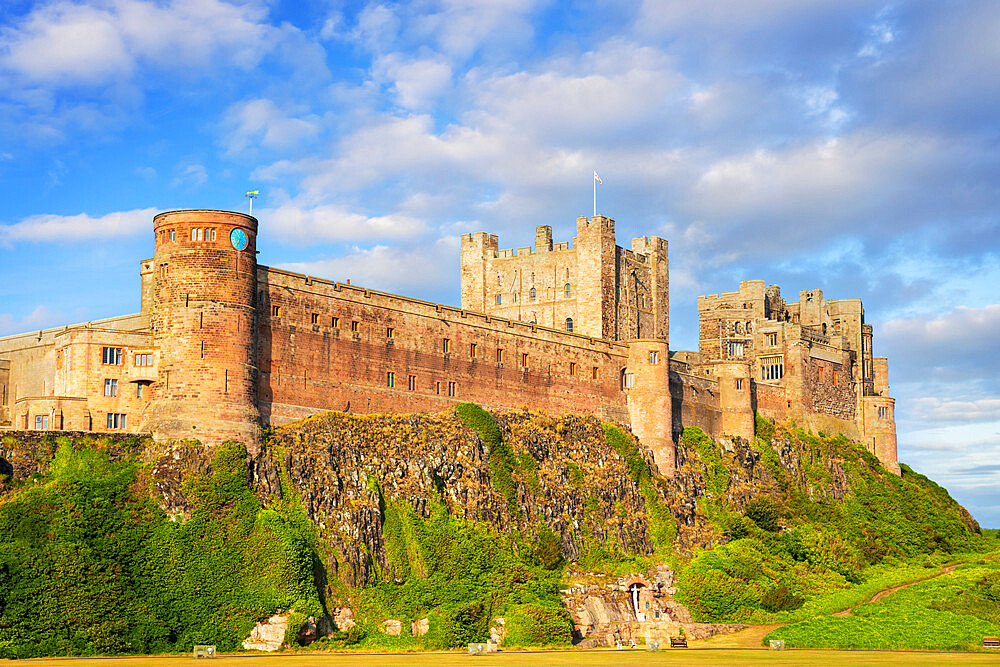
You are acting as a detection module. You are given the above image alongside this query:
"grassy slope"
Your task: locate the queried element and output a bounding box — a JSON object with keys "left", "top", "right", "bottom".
{"left": 765, "top": 557, "right": 1000, "bottom": 650}
{"left": 672, "top": 419, "right": 991, "bottom": 629}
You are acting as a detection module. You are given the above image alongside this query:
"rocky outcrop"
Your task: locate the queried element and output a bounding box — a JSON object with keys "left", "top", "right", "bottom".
{"left": 561, "top": 569, "right": 743, "bottom": 647}
{"left": 262, "top": 410, "right": 660, "bottom": 587}
{"left": 242, "top": 612, "right": 289, "bottom": 652}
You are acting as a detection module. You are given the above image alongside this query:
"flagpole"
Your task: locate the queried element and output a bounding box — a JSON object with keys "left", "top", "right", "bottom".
{"left": 593, "top": 174, "right": 597, "bottom": 217}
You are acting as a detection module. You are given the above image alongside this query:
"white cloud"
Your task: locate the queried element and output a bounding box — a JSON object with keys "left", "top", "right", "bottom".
{"left": 0, "top": 305, "right": 64, "bottom": 337}
{"left": 374, "top": 54, "right": 452, "bottom": 110}
{"left": 0, "top": 0, "right": 273, "bottom": 86}
{"left": 907, "top": 397, "right": 1000, "bottom": 424}
{"left": 220, "top": 98, "right": 320, "bottom": 155}
{"left": 0, "top": 207, "right": 156, "bottom": 245}
{"left": 261, "top": 203, "right": 426, "bottom": 245}
{"left": 171, "top": 163, "right": 208, "bottom": 188}
{"left": 276, "top": 236, "right": 459, "bottom": 294}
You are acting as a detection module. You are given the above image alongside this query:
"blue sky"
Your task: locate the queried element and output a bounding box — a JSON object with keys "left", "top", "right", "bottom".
{"left": 1, "top": 0, "right": 998, "bottom": 525}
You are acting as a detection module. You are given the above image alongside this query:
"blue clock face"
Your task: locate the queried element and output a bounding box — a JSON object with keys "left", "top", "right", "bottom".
{"left": 230, "top": 228, "right": 248, "bottom": 251}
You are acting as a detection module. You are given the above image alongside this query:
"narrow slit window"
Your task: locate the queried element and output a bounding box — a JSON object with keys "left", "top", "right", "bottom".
{"left": 387, "top": 372, "right": 395, "bottom": 388}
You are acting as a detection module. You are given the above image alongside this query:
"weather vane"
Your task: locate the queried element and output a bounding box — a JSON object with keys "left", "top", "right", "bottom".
{"left": 245, "top": 190, "right": 259, "bottom": 215}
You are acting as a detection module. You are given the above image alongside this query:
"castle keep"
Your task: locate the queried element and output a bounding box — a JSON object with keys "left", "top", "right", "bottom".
{"left": 0, "top": 209, "right": 899, "bottom": 475}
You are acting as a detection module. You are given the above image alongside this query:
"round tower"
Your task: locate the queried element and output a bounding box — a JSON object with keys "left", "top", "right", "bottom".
{"left": 147, "top": 210, "right": 261, "bottom": 449}
{"left": 716, "top": 361, "right": 754, "bottom": 441}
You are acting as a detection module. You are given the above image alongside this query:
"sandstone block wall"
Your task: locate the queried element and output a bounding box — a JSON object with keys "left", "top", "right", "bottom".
{"left": 258, "top": 268, "right": 632, "bottom": 429}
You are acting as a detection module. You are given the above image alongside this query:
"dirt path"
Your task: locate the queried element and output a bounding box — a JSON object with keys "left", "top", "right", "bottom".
{"left": 831, "top": 562, "right": 959, "bottom": 617}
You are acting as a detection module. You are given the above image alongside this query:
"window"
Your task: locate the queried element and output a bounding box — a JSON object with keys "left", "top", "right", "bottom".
{"left": 512, "top": 292, "right": 518, "bottom": 303}
{"left": 386, "top": 327, "right": 394, "bottom": 339}
{"left": 760, "top": 356, "right": 784, "bottom": 381}
{"left": 818, "top": 366, "right": 825, "bottom": 383}
{"left": 564, "top": 284, "right": 571, "bottom": 298}
{"left": 159, "top": 263, "right": 168, "bottom": 278}
{"left": 592, "top": 366, "right": 599, "bottom": 380}
{"left": 746, "top": 321, "right": 753, "bottom": 334}
{"left": 351, "top": 320, "right": 360, "bottom": 333}
{"left": 448, "top": 381, "right": 457, "bottom": 397}
{"left": 137, "top": 382, "right": 149, "bottom": 398}
{"left": 104, "top": 378, "right": 118, "bottom": 397}
{"left": 106, "top": 413, "right": 126, "bottom": 429}
{"left": 735, "top": 378, "right": 743, "bottom": 390}
{"left": 521, "top": 353, "right": 529, "bottom": 367}
{"left": 727, "top": 342, "right": 745, "bottom": 357}
{"left": 622, "top": 372, "right": 635, "bottom": 389}
{"left": 566, "top": 267, "right": 570, "bottom": 279}
{"left": 387, "top": 372, "right": 395, "bottom": 388}
{"left": 135, "top": 353, "right": 153, "bottom": 367}
{"left": 833, "top": 370, "right": 840, "bottom": 386}
{"left": 332, "top": 316, "right": 340, "bottom": 328}
{"left": 102, "top": 347, "right": 122, "bottom": 365}
{"left": 209, "top": 228, "right": 216, "bottom": 241}
{"left": 311, "top": 313, "right": 319, "bottom": 325}
{"left": 272, "top": 305, "right": 281, "bottom": 317}
{"left": 649, "top": 350, "right": 659, "bottom": 365}
{"left": 495, "top": 294, "right": 502, "bottom": 305}
{"left": 496, "top": 348, "right": 505, "bottom": 364}
{"left": 766, "top": 333, "right": 778, "bottom": 346}
{"left": 878, "top": 405, "right": 889, "bottom": 419}
{"left": 442, "top": 338, "right": 451, "bottom": 354}
{"left": 170, "top": 230, "right": 176, "bottom": 242}
{"left": 408, "top": 375, "right": 416, "bottom": 391}
{"left": 470, "top": 343, "right": 478, "bottom": 358}
{"left": 565, "top": 317, "right": 573, "bottom": 332}
{"left": 735, "top": 321, "right": 742, "bottom": 334}
{"left": 529, "top": 287, "right": 536, "bottom": 302}
{"left": 55, "top": 349, "right": 63, "bottom": 370}
{"left": 35, "top": 415, "right": 49, "bottom": 430}
{"left": 570, "top": 362, "right": 577, "bottom": 376}
{"left": 435, "top": 381, "right": 441, "bottom": 395}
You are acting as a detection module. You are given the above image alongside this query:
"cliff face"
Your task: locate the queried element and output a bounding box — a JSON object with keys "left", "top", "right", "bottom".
{"left": 252, "top": 411, "right": 660, "bottom": 587}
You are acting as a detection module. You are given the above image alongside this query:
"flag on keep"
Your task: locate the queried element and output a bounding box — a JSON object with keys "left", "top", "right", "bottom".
{"left": 594, "top": 171, "right": 602, "bottom": 184}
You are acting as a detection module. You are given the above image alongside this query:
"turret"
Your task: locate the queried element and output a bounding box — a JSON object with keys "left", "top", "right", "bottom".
{"left": 146, "top": 210, "right": 261, "bottom": 449}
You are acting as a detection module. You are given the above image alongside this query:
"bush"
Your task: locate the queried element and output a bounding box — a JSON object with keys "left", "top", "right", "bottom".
{"left": 745, "top": 497, "right": 780, "bottom": 532}
{"left": 504, "top": 604, "right": 574, "bottom": 646}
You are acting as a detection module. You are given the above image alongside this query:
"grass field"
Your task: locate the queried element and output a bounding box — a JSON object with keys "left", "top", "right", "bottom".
{"left": 4, "top": 648, "right": 1000, "bottom": 667}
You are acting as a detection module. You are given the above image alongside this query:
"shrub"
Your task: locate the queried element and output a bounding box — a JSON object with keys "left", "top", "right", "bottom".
{"left": 504, "top": 604, "right": 574, "bottom": 646}
{"left": 745, "top": 497, "right": 780, "bottom": 532}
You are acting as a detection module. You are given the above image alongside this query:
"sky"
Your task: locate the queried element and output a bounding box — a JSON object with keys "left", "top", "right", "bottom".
{"left": 0, "top": 0, "right": 998, "bottom": 525}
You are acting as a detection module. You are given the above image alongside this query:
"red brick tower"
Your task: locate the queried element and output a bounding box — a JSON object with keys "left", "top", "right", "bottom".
{"left": 147, "top": 210, "right": 261, "bottom": 449}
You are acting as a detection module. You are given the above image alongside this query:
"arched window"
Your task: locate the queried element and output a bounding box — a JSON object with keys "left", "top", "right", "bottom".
{"left": 822, "top": 323, "right": 827, "bottom": 335}
{"left": 565, "top": 318, "right": 573, "bottom": 332}
{"left": 746, "top": 321, "right": 752, "bottom": 333}
{"left": 735, "top": 321, "right": 742, "bottom": 334}
{"left": 564, "top": 284, "right": 571, "bottom": 298}
{"left": 529, "top": 287, "right": 536, "bottom": 302}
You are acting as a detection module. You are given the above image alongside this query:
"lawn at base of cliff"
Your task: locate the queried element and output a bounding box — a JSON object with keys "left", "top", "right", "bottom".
{"left": 5, "top": 649, "right": 1000, "bottom": 667}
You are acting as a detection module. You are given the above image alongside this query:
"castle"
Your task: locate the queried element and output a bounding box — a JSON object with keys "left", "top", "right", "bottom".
{"left": 0, "top": 209, "right": 899, "bottom": 475}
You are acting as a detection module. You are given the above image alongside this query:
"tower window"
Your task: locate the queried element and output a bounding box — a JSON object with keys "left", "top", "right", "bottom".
{"left": 470, "top": 343, "right": 477, "bottom": 358}
{"left": 102, "top": 347, "right": 122, "bottom": 365}
{"left": 311, "top": 313, "right": 319, "bottom": 325}
{"left": 104, "top": 378, "right": 118, "bottom": 397}
{"left": 351, "top": 320, "right": 359, "bottom": 332}
{"left": 170, "top": 230, "right": 176, "bottom": 242}
{"left": 649, "top": 350, "right": 658, "bottom": 364}
{"left": 565, "top": 317, "right": 573, "bottom": 332}
{"left": 496, "top": 348, "right": 504, "bottom": 365}
{"left": 408, "top": 375, "right": 416, "bottom": 391}
{"left": 387, "top": 372, "right": 395, "bottom": 388}
{"left": 766, "top": 333, "right": 778, "bottom": 346}
{"left": 735, "top": 379, "right": 743, "bottom": 390}
{"left": 529, "top": 287, "right": 536, "bottom": 302}
{"left": 386, "top": 327, "right": 394, "bottom": 338}
{"left": 521, "top": 353, "right": 529, "bottom": 367}
{"left": 448, "top": 381, "right": 457, "bottom": 397}
{"left": 622, "top": 372, "right": 635, "bottom": 389}
{"left": 332, "top": 316, "right": 340, "bottom": 328}
{"left": 592, "top": 366, "right": 599, "bottom": 380}
{"left": 564, "top": 284, "right": 571, "bottom": 298}
{"left": 512, "top": 292, "right": 518, "bottom": 303}
{"left": 570, "top": 362, "right": 577, "bottom": 376}
{"left": 442, "top": 338, "right": 451, "bottom": 354}
{"left": 495, "top": 294, "right": 502, "bottom": 305}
